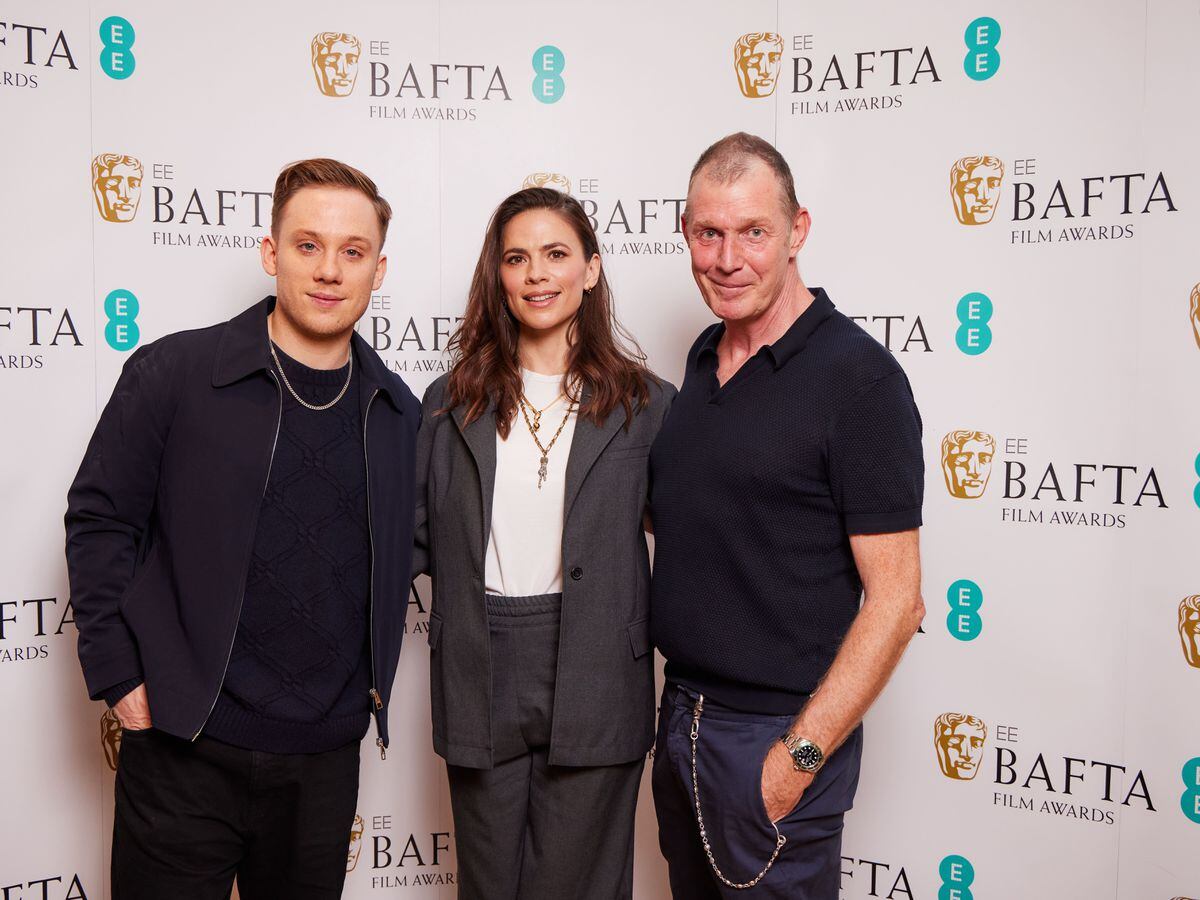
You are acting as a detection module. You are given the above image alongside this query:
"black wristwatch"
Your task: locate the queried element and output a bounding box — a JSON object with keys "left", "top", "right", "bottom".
{"left": 780, "top": 731, "right": 825, "bottom": 773}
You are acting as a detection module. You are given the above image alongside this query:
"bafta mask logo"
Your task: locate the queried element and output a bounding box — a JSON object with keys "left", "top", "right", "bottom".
{"left": 100, "top": 708, "right": 123, "bottom": 771}
{"left": 92, "top": 153, "right": 143, "bottom": 223}
{"left": 950, "top": 155, "right": 1004, "bottom": 225}
{"left": 1189, "top": 284, "right": 1200, "bottom": 350}
{"left": 1180, "top": 596, "right": 1200, "bottom": 669}
{"left": 522, "top": 172, "right": 572, "bottom": 194}
{"left": 934, "top": 712, "right": 988, "bottom": 781}
{"left": 312, "top": 32, "right": 361, "bottom": 97}
{"left": 941, "top": 430, "right": 996, "bottom": 500}
{"left": 734, "top": 32, "right": 784, "bottom": 98}
{"left": 346, "top": 814, "right": 365, "bottom": 872}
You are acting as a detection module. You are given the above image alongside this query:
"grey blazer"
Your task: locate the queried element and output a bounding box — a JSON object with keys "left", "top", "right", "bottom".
{"left": 412, "top": 372, "right": 676, "bottom": 769}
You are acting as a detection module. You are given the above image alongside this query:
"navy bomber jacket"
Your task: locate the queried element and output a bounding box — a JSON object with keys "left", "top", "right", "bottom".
{"left": 65, "top": 297, "right": 419, "bottom": 751}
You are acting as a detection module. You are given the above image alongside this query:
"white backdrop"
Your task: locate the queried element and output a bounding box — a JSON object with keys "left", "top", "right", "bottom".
{"left": 2, "top": 1, "right": 1198, "bottom": 897}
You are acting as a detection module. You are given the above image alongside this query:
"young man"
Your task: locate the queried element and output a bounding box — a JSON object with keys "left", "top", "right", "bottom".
{"left": 649, "top": 133, "right": 925, "bottom": 898}
{"left": 66, "top": 158, "right": 419, "bottom": 899}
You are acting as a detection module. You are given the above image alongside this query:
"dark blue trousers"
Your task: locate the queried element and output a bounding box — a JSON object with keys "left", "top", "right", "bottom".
{"left": 652, "top": 683, "right": 862, "bottom": 899}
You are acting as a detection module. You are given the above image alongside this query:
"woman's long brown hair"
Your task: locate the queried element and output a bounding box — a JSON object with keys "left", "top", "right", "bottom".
{"left": 445, "top": 187, "right": 652, "bottom": 437}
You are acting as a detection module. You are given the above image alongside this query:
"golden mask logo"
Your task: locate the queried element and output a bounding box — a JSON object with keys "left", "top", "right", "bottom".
{"left": 1189, "top": 283, "right": 1200, "bottom": 350}
{"left": 951, "top": 155, "right": 1004, "bottom": 225}
{"left": 522, "top": 172, "right": 571, "bottom": 194}
{"left": 92, "top": 153, "right": 143, "bottom": 222}
{"left": 347, "top": 814, "right": 365, "bottom": 872}
{"left": 100, "top": 708, "right": 123, "bottom": 772}
{"left": 941, "top": 430, "right": 995, "bottom": 500}
{"left": 1180, "top": 595, "right": 1200, "bottom": 669}
{"left": 312, "top": 32, "right": 361, "bottom": 97}
{"left": 934, "top": 712, "right": 987, "bottom": 781}
{"left": 734, "top": 32, "right": 783, "bottom": 98}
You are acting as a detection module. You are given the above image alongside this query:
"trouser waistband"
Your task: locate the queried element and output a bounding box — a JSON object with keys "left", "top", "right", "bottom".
{"left": 485, "top": 592, "right": 562, "bottom": 621}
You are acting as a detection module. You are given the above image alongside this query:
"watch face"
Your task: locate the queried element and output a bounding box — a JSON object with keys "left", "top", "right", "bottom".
{"left": 794, "top": 741, "right": 823, "bottom": 770}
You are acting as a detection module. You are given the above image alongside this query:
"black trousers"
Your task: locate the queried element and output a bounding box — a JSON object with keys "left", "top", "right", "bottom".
{"left": 446, "top": 593, "right": 643, "bottom": 900}
{"left": 652, "top": 683, "right": 862, "bottom": 899}
{"left": 112, "top": 727, "right": 360, "bottom": 900}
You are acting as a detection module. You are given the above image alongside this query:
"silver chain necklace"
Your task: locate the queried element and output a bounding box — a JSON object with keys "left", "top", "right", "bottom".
{"left": 269, "top": 341, "right": 353, "bottom": 412}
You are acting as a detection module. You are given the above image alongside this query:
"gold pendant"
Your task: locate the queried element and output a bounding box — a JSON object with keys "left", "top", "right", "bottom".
{"left": 537, "top": 456, "right": 548, "bottom": 489}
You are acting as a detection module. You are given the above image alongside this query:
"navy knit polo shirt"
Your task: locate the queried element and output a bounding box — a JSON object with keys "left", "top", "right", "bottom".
{"left": 649, "top": 288, "right": 924, "bottom": 715}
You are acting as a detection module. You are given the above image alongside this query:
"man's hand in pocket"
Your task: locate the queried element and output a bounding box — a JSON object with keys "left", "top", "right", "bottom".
{"left": 114, "top": 684, "right": 152, "bottom": 731}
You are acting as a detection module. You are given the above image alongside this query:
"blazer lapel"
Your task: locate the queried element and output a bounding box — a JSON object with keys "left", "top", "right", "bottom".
{"left": 564, "top": 388, "right": 625, "bottom": 520}
{"left": 451, "top": 403, "right": 497, "bottom": 560}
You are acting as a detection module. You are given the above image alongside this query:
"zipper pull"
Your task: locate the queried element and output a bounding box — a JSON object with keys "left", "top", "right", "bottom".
{"left": 369, "top": 689, "right": 385, "bottom": 758}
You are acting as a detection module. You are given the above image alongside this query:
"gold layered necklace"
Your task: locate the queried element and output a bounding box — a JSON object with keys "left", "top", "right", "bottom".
{"left": 519, "top": 393, "right": 559, "bottom": 434}
{"left": 517, "top": 392, "right": 575, "bottom": 489}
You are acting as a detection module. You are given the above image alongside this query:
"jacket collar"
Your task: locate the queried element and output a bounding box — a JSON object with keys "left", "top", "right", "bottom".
{"left": 211, "top": 296, "right": 406, "bottom": 411}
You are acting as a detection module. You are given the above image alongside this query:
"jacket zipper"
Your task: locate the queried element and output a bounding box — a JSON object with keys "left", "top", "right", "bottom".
{"left": 363, "top": 388, "right": 386, "bottom": 759}
{"left": 193, "top": 371, "right": 283, "bottom": 741}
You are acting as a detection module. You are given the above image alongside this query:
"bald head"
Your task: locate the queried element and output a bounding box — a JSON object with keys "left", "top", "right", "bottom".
{"left": 686, "top": 132, "right": 800, "bottom": 220}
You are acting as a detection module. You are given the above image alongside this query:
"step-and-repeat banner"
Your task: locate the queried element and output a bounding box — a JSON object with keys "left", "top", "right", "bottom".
{"left": 2, "top": 1, "right": 1198, "bottom": 897}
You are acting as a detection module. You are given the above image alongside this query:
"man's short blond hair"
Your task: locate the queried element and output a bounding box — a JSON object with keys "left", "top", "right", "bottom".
{"left": 271, "top": 158, "right": 391, "bottom": 242}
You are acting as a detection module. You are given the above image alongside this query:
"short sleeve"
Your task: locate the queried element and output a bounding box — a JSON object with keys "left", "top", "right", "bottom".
{"left": 827, "top": 369, "right": 924, "bottom": 535}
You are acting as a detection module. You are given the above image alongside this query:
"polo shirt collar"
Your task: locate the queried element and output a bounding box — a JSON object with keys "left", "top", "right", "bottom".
{"left": 695, "top": 287, "right": 835, "bottom": 371}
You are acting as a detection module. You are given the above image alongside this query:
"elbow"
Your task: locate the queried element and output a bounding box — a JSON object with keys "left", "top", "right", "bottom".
{"left": 907, "top": 594, "right": 926, "bottom": 636}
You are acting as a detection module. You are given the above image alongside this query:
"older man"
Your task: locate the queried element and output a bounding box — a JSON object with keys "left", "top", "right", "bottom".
{"left": 649, "top": 133, "right": 925, "bottom": 898}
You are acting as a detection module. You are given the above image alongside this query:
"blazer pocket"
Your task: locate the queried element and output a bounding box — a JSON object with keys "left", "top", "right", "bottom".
{"left": 427, "top": 612, "right": 443, "bottom": 650}
{"left": 605, "top": 444, "right": 651, "bottom": 461}
{"left": 627, "top": 617, "right": 651, "bottom": 659}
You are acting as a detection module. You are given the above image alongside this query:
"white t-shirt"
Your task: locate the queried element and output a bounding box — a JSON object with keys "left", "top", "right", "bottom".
{"left": 484, "top": 369, "right": 577, "bottom": 597}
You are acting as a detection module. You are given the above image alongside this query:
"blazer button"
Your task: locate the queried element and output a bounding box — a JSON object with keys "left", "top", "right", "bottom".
{"left": 570, "top": 566, "right": 584, "bottom": 581}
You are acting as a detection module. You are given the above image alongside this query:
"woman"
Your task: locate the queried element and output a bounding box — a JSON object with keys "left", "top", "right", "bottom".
{"left": 411, "top": 187, "right": 674, "bottom": 899}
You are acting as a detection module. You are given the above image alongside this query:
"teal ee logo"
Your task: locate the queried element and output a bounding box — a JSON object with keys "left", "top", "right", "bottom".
{"left": 956, "top": 292, "right": 993, "bottom": 355}
{"left": 99, "top": 15, "right": 135, "bottom": 80}
{"left": 104, "top": 289, "right": 139, "bottom": 351}
{"left": 1193, "top": 452, "right": 1200, "bottom": 509}
{"left": 532, "top": 44, "right": 564, "bottom": 103}
{"left": 946, "top": 580, "right": 982, "bottom": 641}
{"left": 1182, "top": 757, "right": 1200, "bottom": 824}
{"left": 963, "top": 17, "right": 1000, "bottom": 81}
{"left": 938, "top": 854, "right": 975, "bottom": 900}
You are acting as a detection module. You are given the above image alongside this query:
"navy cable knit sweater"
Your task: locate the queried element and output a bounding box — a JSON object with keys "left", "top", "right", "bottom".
{"left": 203, "top": 344, "right": 372, "bottom": 752}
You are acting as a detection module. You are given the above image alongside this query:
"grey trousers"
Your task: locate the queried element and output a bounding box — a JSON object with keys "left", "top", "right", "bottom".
{"left": 446, "top": 593, "right": 642, "bottom": 900}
